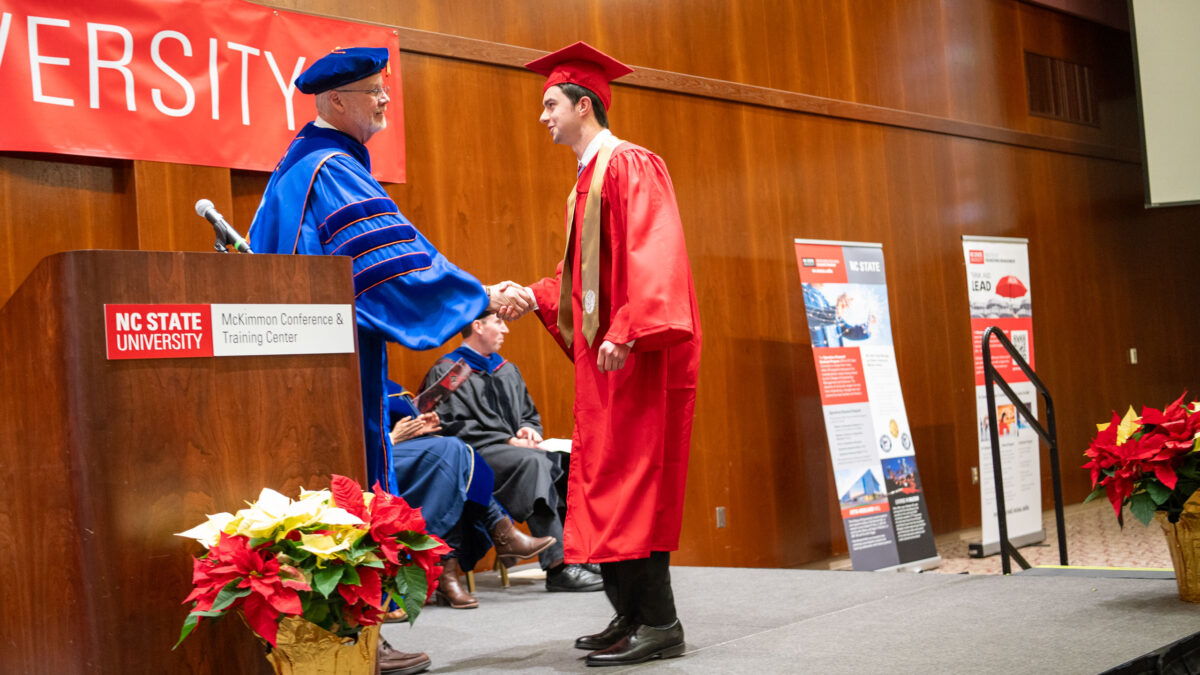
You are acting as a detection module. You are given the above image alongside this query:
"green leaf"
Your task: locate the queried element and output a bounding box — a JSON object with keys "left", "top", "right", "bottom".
{"left": 1129, "top": 492, "right": 1157, "bottom": 527}
{"left": 305, "top": 598, "right": 331, "bottom": 627}
{"left": 399, "top": 563, "right": 427, "bottom": 610}
{"left": 279, "top": 540, "right": 313, "bottom": 561}
{"left": 1147, "top": 480, "right": 1173, "bottom": 505}
{"left": 313, "top": 564, "right": 344, "bottom": 598}
{"left": 173, "top": 580, "right": 249, "bottom": 650}
{"left": 340, "top": 565, "right": 360, "bottom": 587}
{"left": 249, "top": 536, "right": 274, "bottom": 548}
{"left": 210, "top": 579, "right": 251, "bottom": 613}
{"left": 402, "top": 594, "right": 423, "bottom": 624}
{"left": 1083, "top": 486, "right": 1106, "bottom": 504}
{"left": 173, "top": 613, "right": 200, "bottom": 649}
{"left": 398, "top": 532, "right": 445, "bottom": 551}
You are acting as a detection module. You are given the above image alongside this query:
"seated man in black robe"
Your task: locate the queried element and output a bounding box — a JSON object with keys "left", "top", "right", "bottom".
{"left": 385, "top": 383, "right": 556, "bottom": 609}
{"left": 423, "top": 310, "right": 602, "bottom": 592}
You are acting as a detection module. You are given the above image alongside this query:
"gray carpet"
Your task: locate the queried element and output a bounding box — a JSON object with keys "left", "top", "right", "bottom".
{"left": 380, "top": 566, "right": 1200, "bottom": 674}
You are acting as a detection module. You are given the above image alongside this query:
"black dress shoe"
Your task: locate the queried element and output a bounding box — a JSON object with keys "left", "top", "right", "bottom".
{"left": 545, "top": 563, "right": 604, "bottom": 592}
{"left": 585, "top": 620, "right": 685, "bottom": 667}
{"left": 575, "top": 615, "right": 634, "bottom": 650}
{"left": 582, "top": 562, "right": 601, "bottom": 575}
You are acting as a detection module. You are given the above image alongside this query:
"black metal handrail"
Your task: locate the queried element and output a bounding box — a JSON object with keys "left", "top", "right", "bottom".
{"left": 982, "top": 326, "right": 1067, "bottom": 575}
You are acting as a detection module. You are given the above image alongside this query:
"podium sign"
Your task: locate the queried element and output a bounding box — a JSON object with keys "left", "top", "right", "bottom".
{"left": 104, "top": 303, "right": 354, "bottom": 359}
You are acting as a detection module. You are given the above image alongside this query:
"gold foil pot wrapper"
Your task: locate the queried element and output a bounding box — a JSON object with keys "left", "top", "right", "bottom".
{"left": 263, "top": 616, "right": 379, "bottom": 675}
{"left": 1156, "top": 490, "right": 1200, "bottom": 603}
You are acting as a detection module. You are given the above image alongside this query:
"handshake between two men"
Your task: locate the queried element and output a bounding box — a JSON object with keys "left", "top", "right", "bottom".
{"left": 484, "top": 281, "right": 632, "bottom": 373}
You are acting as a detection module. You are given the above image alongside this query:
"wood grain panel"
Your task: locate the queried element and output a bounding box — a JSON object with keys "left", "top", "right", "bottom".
{"left": 262, "top": 0, "right": 1136, "bottom": 161}
{"left": 0, "top": 153, "right": 133, "bottom": 303}
{"left": 131, "top": 162, "right": 234, "bottom": 252}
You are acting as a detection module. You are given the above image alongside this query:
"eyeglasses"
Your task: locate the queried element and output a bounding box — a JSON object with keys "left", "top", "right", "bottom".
{"left": 334, "top": 85, "right": 390, "bottom": 98}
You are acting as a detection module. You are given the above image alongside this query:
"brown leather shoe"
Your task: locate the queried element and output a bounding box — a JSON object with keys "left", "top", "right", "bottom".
{"left": 434, "top": 557, "right": 478, "bottom": 609}
{"left": 491, "top": 519, "right": 556, "bottom": 565}
{"left": 376, "top": 636, "right": 431, "bottom": 675}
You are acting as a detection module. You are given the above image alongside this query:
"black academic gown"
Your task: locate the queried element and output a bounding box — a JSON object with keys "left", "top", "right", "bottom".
{"left": 423, "top": 347, "right": 563, "bottom": 522}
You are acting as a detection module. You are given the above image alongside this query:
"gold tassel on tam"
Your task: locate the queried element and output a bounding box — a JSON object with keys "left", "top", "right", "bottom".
{"left": 261, "top": 617, "right": 380, "bottom": 675}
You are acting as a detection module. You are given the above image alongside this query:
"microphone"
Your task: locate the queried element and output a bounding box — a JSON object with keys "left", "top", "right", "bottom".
{"left": 195, "top": 199, "right": 253, "bottom": 253}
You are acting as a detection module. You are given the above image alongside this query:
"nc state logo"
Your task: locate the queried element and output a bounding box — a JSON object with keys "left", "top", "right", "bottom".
{"left": 584, "top": 290, "right": 597, "bottom": 314}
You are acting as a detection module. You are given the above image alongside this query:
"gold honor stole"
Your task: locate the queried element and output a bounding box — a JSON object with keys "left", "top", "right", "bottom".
{"left": 558, "top": 136, "right": 622, "bottom": 348}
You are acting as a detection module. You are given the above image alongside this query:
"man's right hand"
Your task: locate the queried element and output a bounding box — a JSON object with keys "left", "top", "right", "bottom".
{"left": 488, "top": 281, "right": 535, "bottom": 320}
{"left": 506, "top": 436, "right": 538, "bottom": 448}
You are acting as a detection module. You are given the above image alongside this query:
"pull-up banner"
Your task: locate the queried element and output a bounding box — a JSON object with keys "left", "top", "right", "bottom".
{"left": 961, "top": 236, "right": 1043, "bottom": 556}
{"left": 795, "top": 239, "right": 939, "bottom": 571}
{"left": 0, "top": 0, "right": 406, "bottom": 183}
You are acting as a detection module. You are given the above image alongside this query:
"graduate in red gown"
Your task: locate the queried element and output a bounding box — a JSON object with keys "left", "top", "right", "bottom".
{"left": 518, "top": 42, "right": 702, "bottom": 667}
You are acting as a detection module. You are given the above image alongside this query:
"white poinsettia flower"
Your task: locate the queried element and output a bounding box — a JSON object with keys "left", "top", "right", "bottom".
{"left": 318, "top": 506, "right": 366, "bottom": 527}
{"left": 278, "top": 490, "right": 336, "bottom": 535}
{"left": 230, "top": 488, "right": 295, "bottom": 539}
{"left": 174, "top": 511, "right": 236, "bottom": 548}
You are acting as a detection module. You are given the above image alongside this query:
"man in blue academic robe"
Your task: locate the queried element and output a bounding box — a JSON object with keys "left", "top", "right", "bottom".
{"left": 247, "top": 46, "right": 529, "bottom": 675}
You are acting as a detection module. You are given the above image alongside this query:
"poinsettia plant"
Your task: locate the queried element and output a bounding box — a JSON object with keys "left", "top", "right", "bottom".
{"left": 1083, "top": 392, "right": 1200, "bottom": 526}
{"left": 174, "top": 474, "right": 448, "bottom": 648}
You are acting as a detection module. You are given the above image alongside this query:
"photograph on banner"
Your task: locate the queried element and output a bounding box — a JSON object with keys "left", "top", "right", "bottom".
{"left": 975, "top": 383, "right": 1042, "bottom": 545}
{"left": 835, "top": 462, "right": 900, "bottom": 570}
{"left": 801, "top": 282, "right": 892, "bottom": 348}
{"left": 796, "top": 239, "right": 938, "bottom": 570}
{"left": 962, "top": 237, "right": 1041, "bottom": 552}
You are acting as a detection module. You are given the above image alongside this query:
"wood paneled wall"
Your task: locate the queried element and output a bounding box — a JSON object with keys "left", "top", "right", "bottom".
{"left": 4, "top": 0, "right": 1198, "bottom": 568}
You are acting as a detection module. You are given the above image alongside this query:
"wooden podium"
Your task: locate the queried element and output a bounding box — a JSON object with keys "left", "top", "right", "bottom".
{"left": 0, "top": 251, "right": 367, "bottom": 674}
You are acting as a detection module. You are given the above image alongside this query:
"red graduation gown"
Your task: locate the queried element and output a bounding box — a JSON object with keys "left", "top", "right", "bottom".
{"left": 530, "top": 141, "right": 701, "bottom": 563}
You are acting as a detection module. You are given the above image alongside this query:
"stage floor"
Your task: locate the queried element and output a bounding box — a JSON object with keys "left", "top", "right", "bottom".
{"left": 380, "top": 565, "right": 1200, "bottom": 673}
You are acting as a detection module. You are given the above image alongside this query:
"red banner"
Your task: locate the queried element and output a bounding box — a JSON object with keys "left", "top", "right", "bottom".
{"left": 0, "top": 0, "right": 405, "bottom": 183}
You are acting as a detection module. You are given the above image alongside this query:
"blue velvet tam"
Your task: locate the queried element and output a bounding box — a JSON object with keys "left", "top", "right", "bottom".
{"left": 295, "top": 47, "right": 389, "bottom": 94}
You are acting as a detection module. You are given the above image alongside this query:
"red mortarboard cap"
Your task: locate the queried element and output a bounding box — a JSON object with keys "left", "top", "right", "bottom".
{"left": 524, "top": 41, "right": 634, "bottom": 110}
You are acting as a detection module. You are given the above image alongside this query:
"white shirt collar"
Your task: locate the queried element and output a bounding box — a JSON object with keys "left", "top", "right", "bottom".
{"left": 314, "top": 116, "right": 335, "bottom": 129}
{"left": 578, "top": 129, "right": 614, "bottom": 174}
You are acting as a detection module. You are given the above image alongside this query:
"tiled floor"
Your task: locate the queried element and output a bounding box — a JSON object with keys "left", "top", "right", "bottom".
{"left": 811, "top": 498, "right": 1176, "bottom": 574}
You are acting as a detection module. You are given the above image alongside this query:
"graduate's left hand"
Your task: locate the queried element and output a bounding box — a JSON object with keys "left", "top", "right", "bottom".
{"left": 597, "top": 340, "right": 632, "bottom": 372}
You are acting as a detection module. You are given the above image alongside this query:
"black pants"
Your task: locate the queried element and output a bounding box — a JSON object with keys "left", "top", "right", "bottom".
{"left": 599, "top": 551, "right": 677, "bottom": 627}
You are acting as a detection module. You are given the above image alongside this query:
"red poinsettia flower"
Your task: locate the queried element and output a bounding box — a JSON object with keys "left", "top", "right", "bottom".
{"left": 182, "top": 533, "right": 305, "bottom": 647}
{"left": 330, "top": 473, "right": 369, "bottom": 520}
{"left": 1083, "top": 393, "right": 1200, "bottom": 523}
{"left": 366, "top": 482, "right": 449, "bottom": 602}
{"left": 338, "top": 566, "right": 386, "bottom": 626}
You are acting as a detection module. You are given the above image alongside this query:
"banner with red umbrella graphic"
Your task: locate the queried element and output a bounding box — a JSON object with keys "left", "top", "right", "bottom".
{"left": 962, "top": 237, "right": 1040, "bottom": 556}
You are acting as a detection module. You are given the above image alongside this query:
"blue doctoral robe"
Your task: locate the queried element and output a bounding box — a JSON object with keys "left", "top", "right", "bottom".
{"left": 248, "top": 122, "right": 488, "bottom": 494}
{"left": 387, "top": 383, "right": 498, "bottom": 567}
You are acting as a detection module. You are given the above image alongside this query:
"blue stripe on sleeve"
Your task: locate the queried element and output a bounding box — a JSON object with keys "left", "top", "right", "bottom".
{"left": 354, "top": 252, "right": 434, "bottom": 297}
{"left": 329, "top": 223, "right": 418, "bottom": 258}
{"left": 319, "top": 197, "right": 397, "bottom": 244}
